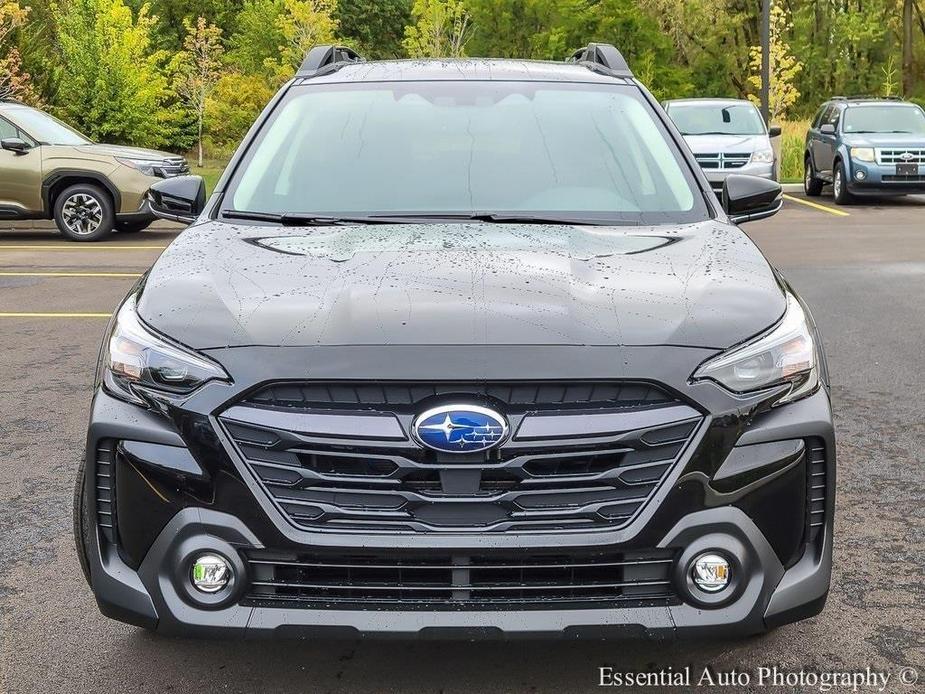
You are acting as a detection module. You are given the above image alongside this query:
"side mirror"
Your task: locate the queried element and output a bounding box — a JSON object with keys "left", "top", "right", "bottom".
{"left": 722, "top": 174, "right": 782, "bottom": 224}
{"left": 1, "top": 137, "right": 31, "bottom": 155}
{"left": 146, "top": 175, "right": 206, "bottom": 224}
{"left": 820, "top": 123, "right": 836, "bottom": 135}
{"left": 768, "top": 125, "right": 782, "bottom": 138}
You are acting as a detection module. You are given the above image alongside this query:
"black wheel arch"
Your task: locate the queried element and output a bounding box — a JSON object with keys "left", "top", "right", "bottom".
{"left": 42, "top": 170, "right": 121, "bottom": 216}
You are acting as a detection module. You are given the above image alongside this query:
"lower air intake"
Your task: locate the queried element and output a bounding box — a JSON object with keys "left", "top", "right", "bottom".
{"left": 242, "top": 549, "right": 679, "bottom": 610}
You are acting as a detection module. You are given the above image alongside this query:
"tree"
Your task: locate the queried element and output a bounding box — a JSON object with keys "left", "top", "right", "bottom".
{"left": 0, "top": 1, "right": 39, "bottom": 102}
{"left": 126, "top": 0, "right": 239, "bottom": 49}
{"left": 275, "top": 0, "right": 339, "bottom": 73}
{"left": 175, "top": 16, "right": 224, "bottom": 166}
{"left": 227, "top": 0, "right": 285, "bottom": 76}
{"left": 748, "top": 4, "right": 802, "bottom": 120}
{"left": 335, "top": 0, "right": 410, "bottom": 59}
{"left": 402, "top": 0, "right": 471, "bottom": 58}
{"left": 204, "top": 71, "right": 274, "bottom": 154}
{"left": 51, "top": 0, "right": 177, "bottom": 147}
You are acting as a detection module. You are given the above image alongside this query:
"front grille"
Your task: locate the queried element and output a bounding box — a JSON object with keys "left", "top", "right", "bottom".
{"left": 154, "top": 157, "right": 190, "bottom": 178}
{"left": 242, "top": 548, "right": 679, "bottom": 609}
{"left": 806, "top": 438, "right": 827, "bottom": 543}
{"left": 694, "top": 152, "right": 751, "bottom": 170}
{"left": 876, "top": 148, "right": 925, "bottom": 165}
{"left": 882, "top": 174, "right": 925, "bottom": 182}
{"left": 246, "top": 381, "right": 675, "bottom": 413}
{"left": 220, "top": 381, "right": 702, "bottom": 533}
{"left": 95, "top": 440, "right": 117, "bottom": 544}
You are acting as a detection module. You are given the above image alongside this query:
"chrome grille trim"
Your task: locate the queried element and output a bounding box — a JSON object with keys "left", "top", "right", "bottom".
{"left": 694, "top": 152, "right": 751, "bottom": 170}
{"left": 876, "top": 148, "right": 925, "bottom": 165}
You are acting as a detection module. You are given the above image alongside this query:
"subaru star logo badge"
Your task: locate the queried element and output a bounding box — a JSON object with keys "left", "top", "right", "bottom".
{"left": 412, "top": 405, "right": 508, "bottom": 454}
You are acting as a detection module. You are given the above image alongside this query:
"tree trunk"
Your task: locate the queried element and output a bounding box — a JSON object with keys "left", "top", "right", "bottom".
{"left": 904, "top": 0, "right": 914, "bottom": 95}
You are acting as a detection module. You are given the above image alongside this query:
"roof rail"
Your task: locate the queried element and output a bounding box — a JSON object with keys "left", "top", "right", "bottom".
{"left": 568, "top": 43, "right": 632, "bottom": 78}
{"left": 830, "top": 96, "right": 847, "bottom": 101}
{"left": 846, "top": 95, "right": 903, "bottom": 101}
{"left": 297, "top": 45, "right": 364, "bottom": 77}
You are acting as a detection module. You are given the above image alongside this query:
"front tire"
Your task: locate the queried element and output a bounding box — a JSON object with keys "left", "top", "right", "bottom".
{"left": 804, "top": 156, "right": 824, "bottom": 196}
{"left": 832, "top": 161, "right": 853, "bottom": 205}
{"left": 53, "top": 183, "right": 115, "bottom": 241}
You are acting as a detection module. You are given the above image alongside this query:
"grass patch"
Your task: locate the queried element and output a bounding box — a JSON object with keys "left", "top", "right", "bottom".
{"left": 778, "top": 120, "right": 809, "bottom": 182}
{"left": 189, "top": 159, "right": 228, "bottom": 195}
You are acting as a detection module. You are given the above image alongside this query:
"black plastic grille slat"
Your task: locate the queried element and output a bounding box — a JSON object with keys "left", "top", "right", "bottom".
{"left": 806, "top": 438, "right": 827, "bottom": 543}
{"left": 223, "top": 381, "right": 700, "bottom": 533}
{"left": 242, "top": 549, "right": 678, "bottom": 609}
{"left": 95, "top": 440, "right": 116, "bottom": 544}
{"left": 244, "top": 381, "right": 675, "bottom": 413}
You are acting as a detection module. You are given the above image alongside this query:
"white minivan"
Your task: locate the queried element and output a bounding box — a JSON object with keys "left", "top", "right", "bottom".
{"left": 664, "top": 98, "right": 780, "bottom": 193}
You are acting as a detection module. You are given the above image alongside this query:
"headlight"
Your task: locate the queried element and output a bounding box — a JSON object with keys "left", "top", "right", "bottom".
{"left": 115, "top": 157, "right": 164, "bottom": 177}
{"left": 99, "top": 294, "right": 230, "bottom": 408}
{"left": 851, "top": 147, "right": 875, "bottom": 163}
{"left": 692, "top": 292, "right": 819, "bottom": 405}
{"left": 751, "top": 149, "right": 774, "bottom": 164}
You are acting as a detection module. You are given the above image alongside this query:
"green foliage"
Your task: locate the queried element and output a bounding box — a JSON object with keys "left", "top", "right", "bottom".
{"left": 203, "top": 71, "right": 274, "bottom": 155}
{"left": 124, "top": 0, "right": 240, "bottom": 48}
{"left": 50, "top": 0, "right": 179, "bottom": 148}
{"left": 778, "top": 119, "right": 809, "bottom": 182}
{"left": 747, "top": 5, "right": 802, "bottom": 120}
{"left": 403, "top": 0, "right": 471, "bottom": 58}
{"left": 335, "top": 0, "right": 410, "bottom": 59}
{"left": 226, "top": 0, "right": 285, "bottom": 76}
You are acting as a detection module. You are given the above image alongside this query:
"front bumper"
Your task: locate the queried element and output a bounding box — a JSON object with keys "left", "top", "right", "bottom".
{"left": 703, "top": 161, "right": 775, "bottom": 193}
{"left": 845, "top": 158, "right": 925, "bottom": 195}
{"left": 80, "top": 343, "right": 835, "bottom": 639}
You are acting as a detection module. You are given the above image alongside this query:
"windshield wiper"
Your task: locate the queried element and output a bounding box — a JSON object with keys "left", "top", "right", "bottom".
{"left": 223, "top": 210, "right": 400, "bottom": 226}
{"left": 367, "top": 212, "right": 616, "bottom": 226}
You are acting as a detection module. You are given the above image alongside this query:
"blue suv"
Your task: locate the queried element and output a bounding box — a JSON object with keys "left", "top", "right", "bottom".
{"left": 804, "top": 97, "right": 925, "bottom": 204}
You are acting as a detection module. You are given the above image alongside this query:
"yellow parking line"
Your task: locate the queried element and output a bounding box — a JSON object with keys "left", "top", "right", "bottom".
{"left": 0, "top": 244, "right": 167, "bottom": 250}
{"left": 0, "top": 312, "right": 112, "bottom": 318}
{"left": 782, "top": 194, "right": 850, "bottom": 217}
{"left": 0, "top": 271, "right": 142, "bottom": 277}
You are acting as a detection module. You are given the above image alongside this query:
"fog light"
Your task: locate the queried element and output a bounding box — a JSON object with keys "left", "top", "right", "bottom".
{"left": 855, "top": 170, "right": 866, "bottom": 181}
{"left": 191, "top": 553, "right": 232, "bottom": 593}
{"left": 691, "top": 553, "right": 730, "bottom": 593}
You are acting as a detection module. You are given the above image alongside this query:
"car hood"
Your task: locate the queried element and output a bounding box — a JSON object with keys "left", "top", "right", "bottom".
{"left": 682, "top": 134, "right": 769, "bottom": 153}
{"left": 74, "top": 143, "right": 179, "bottom": 160}
{"left": 841, "top": 133, "right": 925, "bottom": 148}
{"left": 138, "top": 221, "right": 786, "bottom": 350}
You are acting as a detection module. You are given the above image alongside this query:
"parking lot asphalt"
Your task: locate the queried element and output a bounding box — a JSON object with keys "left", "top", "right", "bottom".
{"left": 1, "top": 195, "right": 923, "bottom": 693}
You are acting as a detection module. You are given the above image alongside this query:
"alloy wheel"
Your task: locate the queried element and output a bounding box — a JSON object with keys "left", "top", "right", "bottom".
{"left": 61, "top": 193, "right": 104, "bottom": 236}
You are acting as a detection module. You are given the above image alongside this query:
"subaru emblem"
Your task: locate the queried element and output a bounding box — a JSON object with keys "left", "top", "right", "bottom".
{"left": 412, "top": 405, "right": 508, "bottom": 454}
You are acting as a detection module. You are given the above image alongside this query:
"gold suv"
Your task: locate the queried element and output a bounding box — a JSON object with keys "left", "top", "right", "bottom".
{"left": 0, "top": 99, "right": 188, "bottom": 241}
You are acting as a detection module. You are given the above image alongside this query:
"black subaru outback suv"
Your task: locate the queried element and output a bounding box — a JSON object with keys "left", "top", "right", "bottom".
{"left": 75, "top": 44, "right": 834, "bottom": 639}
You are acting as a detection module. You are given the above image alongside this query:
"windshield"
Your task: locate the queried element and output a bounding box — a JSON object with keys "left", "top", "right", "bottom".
{"left": 842, "top": 105, "right": 925, "bottom": 134}
{"left": 224, "top": 81, "right": 708, "bottom": 225}
{"left": 667, "top": 102, "right": 767, "bottom": 136}
{"left": 9, "top": 106, "right": 91, "bottom": 145}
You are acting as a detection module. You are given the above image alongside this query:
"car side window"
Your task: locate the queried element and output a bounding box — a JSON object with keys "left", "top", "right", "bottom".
{"left": 811, "top": 105, "right": 828, "bottom": 129}
{"left": 0, "top": 116, "right": 18, "bottom": 140}
{"left": 826, "top": 106, "right": 841, "bottom": 130}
